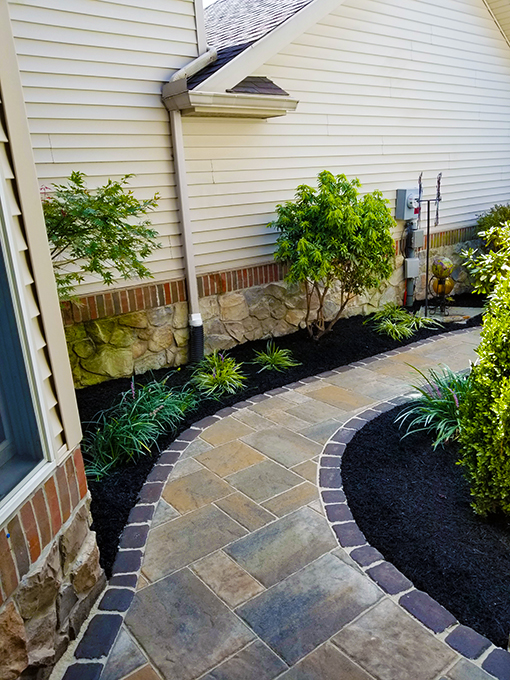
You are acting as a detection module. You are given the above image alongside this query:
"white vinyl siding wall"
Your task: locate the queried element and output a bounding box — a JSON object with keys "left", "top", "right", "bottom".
{"left": 8, "top": 0, "right": 200, "bottom": 294}
{"left": 184, "top": 0, "right": 510, "bottom": 274}
{"left": 0, "top": 107, "right": 64, "bottom": 456}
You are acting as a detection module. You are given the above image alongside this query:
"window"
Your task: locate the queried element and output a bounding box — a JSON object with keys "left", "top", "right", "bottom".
{"left": 0, "top": 196, "right": 45, "bottom": 502}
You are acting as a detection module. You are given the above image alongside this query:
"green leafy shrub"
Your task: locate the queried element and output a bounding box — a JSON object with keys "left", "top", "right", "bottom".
{"left": 477, "top": 204, "right": 510, "bottom": 233}
{"left": 459, "top": 277, "right": 510, "bottom": 515}
{"left": 462, "top": 207, "right": 510, "bottom": 294}
{"left": 191, "top": 351, "right": 246, "bottom": 397}
{"left": 42, "top": 171, "right": 160, "bottom": 298}
{"left": 366, "top": 303, "right": 442, "bottom": 341}
{"left": 270, "top": 171, "right": 395, "bottom": 340}
{"left": 252, "top": 341, "right": 300, "bottom": 372}
{"left": 84, "top": 379, "right": 198, "bottom": 479}
{"left": 396, "top": 366, "right": 471, "bottom": 450}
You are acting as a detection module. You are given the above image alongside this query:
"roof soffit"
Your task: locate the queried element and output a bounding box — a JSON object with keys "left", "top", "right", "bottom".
{"left": 482, "top": 0, "right": 510, "bottom": 48}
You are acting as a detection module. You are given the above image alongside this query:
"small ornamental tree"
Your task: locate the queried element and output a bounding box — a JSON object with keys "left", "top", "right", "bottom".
{"left": 42, "top": 171, "right": 160, "bottom": 299}
{"left": 270, "top": 171, "right": 395, "bottom": 339}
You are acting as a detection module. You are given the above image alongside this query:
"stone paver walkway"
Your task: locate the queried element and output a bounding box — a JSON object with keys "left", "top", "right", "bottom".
{"left": 64, "top": 328, "right": 510, "bottom": 680}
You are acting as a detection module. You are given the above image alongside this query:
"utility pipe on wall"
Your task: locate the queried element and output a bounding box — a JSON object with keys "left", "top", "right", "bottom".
{"left": 168, "top": 108, "right": 204, "bottom": 362}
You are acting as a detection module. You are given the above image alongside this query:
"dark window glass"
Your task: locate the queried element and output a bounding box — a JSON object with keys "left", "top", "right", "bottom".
{"left": 0, "top": 236, "right": 44, "bottom": 502}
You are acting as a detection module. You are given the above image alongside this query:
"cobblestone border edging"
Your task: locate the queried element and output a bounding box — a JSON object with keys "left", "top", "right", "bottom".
{"left": 62, "top": 328, "right": 492, "bottom": 680}
{"left": 319, "top": 333, "right": 510, "bottom": 680}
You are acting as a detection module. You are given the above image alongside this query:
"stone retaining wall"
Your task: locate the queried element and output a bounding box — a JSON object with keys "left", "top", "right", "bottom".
{"left": 0, "top": 450, "right": 105, "bottom": 680}
{"left": 67, "top": 239, "right": 477, "bottom": 389}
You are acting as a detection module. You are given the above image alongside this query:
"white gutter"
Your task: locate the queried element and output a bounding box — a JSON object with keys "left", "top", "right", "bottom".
{"left": 170, "top": 46, "right": 217, "bottom": 83}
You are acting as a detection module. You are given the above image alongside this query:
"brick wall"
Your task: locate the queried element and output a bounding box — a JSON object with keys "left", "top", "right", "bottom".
{"left": 0, "top": 449, "right": 105, "bottom": 680}
{"left": 61, "top": 226, "right": 478, "bottom": 327}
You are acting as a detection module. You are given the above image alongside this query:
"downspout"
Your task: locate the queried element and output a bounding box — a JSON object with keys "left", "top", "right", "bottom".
{"left": 166, "top": 47, "right": 217, "bottom": 363}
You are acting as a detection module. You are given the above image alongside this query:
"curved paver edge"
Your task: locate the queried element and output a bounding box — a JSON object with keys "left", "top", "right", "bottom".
{"left": 64, "top": 327, "right": 498, "bottom": 680}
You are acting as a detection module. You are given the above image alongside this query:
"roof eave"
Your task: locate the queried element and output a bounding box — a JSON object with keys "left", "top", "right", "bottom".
{"left": 163, "top": 80, "right": 298, "bottom": 118}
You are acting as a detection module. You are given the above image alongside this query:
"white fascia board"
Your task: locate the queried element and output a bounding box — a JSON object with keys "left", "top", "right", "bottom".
{"left": 482, "top": 0, "right": 510, "bottom": 49}
{"left": 164, "top": 89, "right": 298, "bottom": 118}
{"left": 193, "top": 0, "right": 347, "bottom": 93}
{"left": 194, "top": 0, "right": 208, "bottom": 54}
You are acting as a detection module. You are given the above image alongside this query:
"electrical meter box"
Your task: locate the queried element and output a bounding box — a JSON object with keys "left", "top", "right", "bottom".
{"left": 411, "top": 229, "right": 425, "bottom": 249}
{"left": 404, "top": 257, "right": 420, "bottom": 279}
{"left": 396, "top": 188, "right": 420, "bottom": 221}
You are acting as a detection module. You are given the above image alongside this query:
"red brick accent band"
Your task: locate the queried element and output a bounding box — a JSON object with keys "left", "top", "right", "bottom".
{"left": 395, "top": 225, "right": 478, "bottom": 256}
{"left": 197, "top": 262, "right": 289, "bottom": 298}
{"left": 0, "top": 448, "right": 88, "bottom": 603}
{"left": 62, "top": 225, "right": 479, "bottom": 326}
{"left": 62, "top": 279, "right": 187, "bottom": 326}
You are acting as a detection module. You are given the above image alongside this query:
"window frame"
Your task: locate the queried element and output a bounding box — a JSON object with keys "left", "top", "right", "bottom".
{"left": 0, "top": 165, "right": 56, "bottom": 524}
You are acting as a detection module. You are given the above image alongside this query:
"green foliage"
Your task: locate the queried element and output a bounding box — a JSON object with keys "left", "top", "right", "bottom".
{"left": 459, "top": 277, "right": 510, "bottom": 515}
{"left": 191, "top": 351, "right": 246, "bottom": 397}
{"left": 366, "top": 303, "right": 442, "bottom": 341}
{"left": 270, "top": 171, "right": 395, "bottom": 340}
{"left": 42, "top": 171, "right": 161, "bottom": 299}
{"left": 396, "top": 366, "right": 471, "bottom": 450}
{"left": 477, "top": 203, "right": 510, "bottom": 233}
{"left": 462, "top": 207, "right": 510, "bottom": 294}
{"left": 252, "top": 341, "right": 300, "bottom": 372}
{"left": 83, "top": 379, "right": 198, "bottom": 480}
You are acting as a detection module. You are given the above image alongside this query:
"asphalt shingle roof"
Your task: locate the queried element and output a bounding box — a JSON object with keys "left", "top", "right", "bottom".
{"left": 205, "top": 0, "right": 314, "bottom": 50}
{"left": 188, "top": 0, "right": 314, "bottom": 88}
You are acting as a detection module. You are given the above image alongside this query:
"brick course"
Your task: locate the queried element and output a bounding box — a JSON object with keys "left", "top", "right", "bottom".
{"left": 61, "top": 225, "right": 478, "bottom": 328}
{"left": 0, "top": 529, "right": 18, "bottom": 600}
{"left": 2, "top": 447, "right": 89, "bottom": 591}
{"left": 0, "top": 447, "right": 102, "bottom": 680}
{"left": 45, "top": 476, "right": 63, "bottom": 536}
{"left": 19, "top": 501, "right": 41, "bottom": 563}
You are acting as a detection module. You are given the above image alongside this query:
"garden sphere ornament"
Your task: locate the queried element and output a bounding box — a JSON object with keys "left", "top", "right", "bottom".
{"left": 429, "top": 256, "right": 455, "bottom": 314}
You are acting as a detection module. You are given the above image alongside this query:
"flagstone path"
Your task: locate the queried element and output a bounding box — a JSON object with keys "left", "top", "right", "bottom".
{"left": 63, "top": 327, "right": 510, "bottom": 680}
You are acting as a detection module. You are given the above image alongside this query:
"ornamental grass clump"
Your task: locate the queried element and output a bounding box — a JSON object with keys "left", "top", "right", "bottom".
{"left": 396, "top": 366, "right": 471, "bottom": 450}
{"left": 252, "top": 341, "right": 300, "bottom": 372}
{"left": 366, "top": 303, "right": 442, "bottom": 341}
{"left": 84, "top": 379, "right": 198, "bottom": 480}
{"left": 459, "top": 277, "right": 510, "bottom": 515}
{"left": 191, "top": 351, "right": 246, "bottom": 397}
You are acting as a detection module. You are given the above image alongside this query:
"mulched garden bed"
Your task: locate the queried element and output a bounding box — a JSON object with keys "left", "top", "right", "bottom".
{"left": 76, "top": 293, "right": 483, "bottom": 576}
{"left": 342, "top": 404, "right": 510, "bottom": 650}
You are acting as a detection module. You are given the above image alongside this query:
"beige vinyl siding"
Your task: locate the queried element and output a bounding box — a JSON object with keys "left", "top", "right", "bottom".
{"left": 184, "top": 0, "right": 510, "bottom": 274}
{"left": 8, "top": 0, "right": 199, "bottom": 294}
{"left": 0, "top": 109, "right": 64, "bottom": 456}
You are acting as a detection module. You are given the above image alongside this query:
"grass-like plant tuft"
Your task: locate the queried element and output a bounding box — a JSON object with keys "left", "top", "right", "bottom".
{"left": 367, "top": 302, "right": 442, "bottom": 340}
{"left": 395, "top": 365, "right": 471, "bottom": 450}
{"left": 252, "top": 340, "right": 301, "bottom": 372}
{"left": 83, "top": 379, "right": 198, "bottom": 479}
{"left": 191, "top": 351, "right": 246, "bottom": 397}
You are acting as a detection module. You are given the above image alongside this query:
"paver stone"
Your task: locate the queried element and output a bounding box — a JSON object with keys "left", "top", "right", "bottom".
{"left": 125, "top": 568, "right": 255, "bottom": 680}
{"left": 237, "top": 553, "right": 381, "bottom": 665}
{"left": 332, "top": 598, "right": 456, "bottom": 680}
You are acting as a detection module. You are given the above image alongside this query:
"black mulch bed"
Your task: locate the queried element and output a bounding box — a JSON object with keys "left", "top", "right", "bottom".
{"left": 342, "top": 405, "right": 510, "bottom": 649}
{"left": 76, "top": 293, "right": 483, "bottom": 576}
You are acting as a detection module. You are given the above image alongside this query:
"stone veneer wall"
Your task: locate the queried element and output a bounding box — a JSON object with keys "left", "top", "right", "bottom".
{"left": 0, "top": 449, "right": 105, "bottom": 680}
{"left": 65, "top": 230, "right": 478, "bottom": 389}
